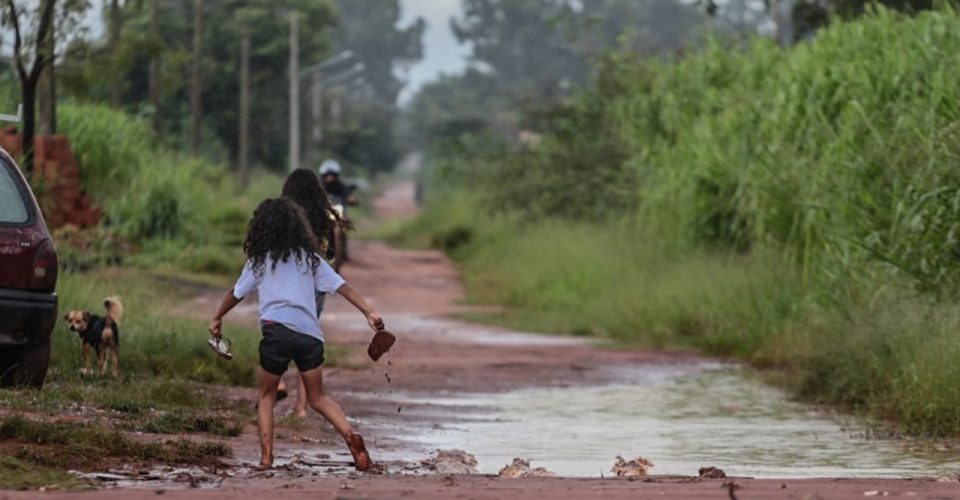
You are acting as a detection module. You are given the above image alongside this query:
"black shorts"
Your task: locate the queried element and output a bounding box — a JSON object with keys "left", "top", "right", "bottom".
{"left": 259, "top": 322, "right": 325, "bottom": 376}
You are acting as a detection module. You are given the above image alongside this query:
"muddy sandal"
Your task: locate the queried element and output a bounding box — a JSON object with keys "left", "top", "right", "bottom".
{"left": 347, "top": 434, "right": 371, "bottom": 471}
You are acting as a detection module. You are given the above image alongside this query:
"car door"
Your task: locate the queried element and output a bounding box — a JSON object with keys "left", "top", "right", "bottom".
{"left": 0, "top": 154, "right": 42, "bottom": 290}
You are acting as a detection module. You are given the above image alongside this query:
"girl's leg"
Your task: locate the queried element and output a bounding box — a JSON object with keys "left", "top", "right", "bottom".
{"left": 299, "top": 366, "right": 352, "bottom": 438}
{"left": 256, "top": 367, "right": 282, "bottom": 468}
{"left": 294, "top": 373, "right": 308, "bottom": 417}
{"left": 299, "top": 366, "right": 371, "bottom": 471}
{"left": 276, "top": 377, "right": 289, "bottom": 401}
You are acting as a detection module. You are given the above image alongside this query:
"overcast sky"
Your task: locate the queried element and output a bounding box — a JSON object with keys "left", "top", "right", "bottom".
{"left": 399, "top": 0, "right": 470, "bottom": 104}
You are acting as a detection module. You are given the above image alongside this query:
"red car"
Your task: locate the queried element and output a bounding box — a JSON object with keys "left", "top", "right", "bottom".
{"left": 0, "top": 148, "right": 58, "bottom": 388}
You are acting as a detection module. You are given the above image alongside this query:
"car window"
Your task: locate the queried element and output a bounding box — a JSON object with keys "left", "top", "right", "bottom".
{"left": 0, "top": 160, "right": 28, "bottom": 224}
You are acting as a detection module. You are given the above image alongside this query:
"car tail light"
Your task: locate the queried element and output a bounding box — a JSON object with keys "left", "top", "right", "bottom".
{"left": 30, "top": 239, "right": 58, "bottom": 291}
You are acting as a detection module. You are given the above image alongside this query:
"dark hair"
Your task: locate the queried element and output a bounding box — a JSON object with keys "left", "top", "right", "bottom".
{"left": 243, "top": 197, "right": 321, "bottom": 278}
{"left": 281, "top": 168, "right": 350, "bottom": 251}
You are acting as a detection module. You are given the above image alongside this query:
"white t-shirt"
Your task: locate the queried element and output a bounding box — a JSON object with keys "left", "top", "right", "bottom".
{"left": 233, "top": 254, "right": 345, "bottom": 341}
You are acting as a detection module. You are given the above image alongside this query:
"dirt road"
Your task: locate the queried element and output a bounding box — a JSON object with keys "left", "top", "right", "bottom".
{"left": 16, "top": 182, "right": 960, "bottom": 499}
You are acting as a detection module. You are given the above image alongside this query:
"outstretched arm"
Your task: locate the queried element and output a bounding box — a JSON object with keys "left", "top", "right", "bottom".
{"left": 209, "top": 290, "right": 242, "bottom": 338}
{"left": 337, "top": 283, "right": 384, "bottom": 333}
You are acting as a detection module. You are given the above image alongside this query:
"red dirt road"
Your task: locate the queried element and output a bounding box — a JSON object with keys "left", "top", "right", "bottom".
{"left": 3, "top": 476, "right": 958, "bottom": 500}
{"left": 11, "top": 182, "right": 960, "bottom": 499}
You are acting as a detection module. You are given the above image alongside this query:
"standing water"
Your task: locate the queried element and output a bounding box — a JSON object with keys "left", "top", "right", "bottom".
{"left": 396, "top": 366, "right": 959, "bottom": 478}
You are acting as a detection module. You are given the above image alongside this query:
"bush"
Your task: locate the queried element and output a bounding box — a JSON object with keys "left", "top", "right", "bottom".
{"left": 54, "top": 103, "right": 282, "bottom": 275}
{"left": 407, "top": 7, "right": 960, "bottom": 436}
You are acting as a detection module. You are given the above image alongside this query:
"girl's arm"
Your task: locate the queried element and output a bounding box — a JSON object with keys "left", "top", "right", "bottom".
{"left": 337, "top": 283, "right": 384, "bottom": 333}
{"left": 209, "top": 290, "right": 242, "bottom": 338}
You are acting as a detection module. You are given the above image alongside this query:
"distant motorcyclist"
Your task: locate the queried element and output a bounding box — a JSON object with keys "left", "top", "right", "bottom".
{"left": 318, "top": 159, "right": 357, "bottom": 209}
{"left": 318, "top": 159, "right": 355, "bottom": 265}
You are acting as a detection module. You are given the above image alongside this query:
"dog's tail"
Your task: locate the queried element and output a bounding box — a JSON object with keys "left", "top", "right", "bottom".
{"left": 103, "top": 296, "right": 124, "bottom": 325}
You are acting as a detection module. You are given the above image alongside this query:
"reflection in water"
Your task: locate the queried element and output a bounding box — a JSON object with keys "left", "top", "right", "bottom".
{"left": 402, "top": 368, "right": 959, "bottom": 478}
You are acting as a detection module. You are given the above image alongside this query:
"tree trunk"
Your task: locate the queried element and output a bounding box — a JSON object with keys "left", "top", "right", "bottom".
{"left": 38, "top": 13, "right": 56, "bottom": 136}
{"left": 238, "top": 33, "right": 250, "bottom": 187}
{"left": 148, "top": 0, "right": 160, "bottom": 133}
{"left": 190, "top": 0, "right": 204, "bottom": 155}
{"left": 109, "top": 0, "right": 122, "bottom": 108}
{"left": 21, "top": 84, "right": 37, "bottom": 176}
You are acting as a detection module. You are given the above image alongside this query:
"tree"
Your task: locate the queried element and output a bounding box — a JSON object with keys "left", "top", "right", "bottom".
{"left": 452, "top": 0, "right": 586, "bottom": 102}
{"left": 57, "top": 0, "right": 336, "bottom": 169}
{"left": 312, "top": 0, "right": 424, "bottom": 173}
{"left": 37, "top": 10, "right": 55, "bottom": 134}
{"left": 331, "top": 0, "right": 425, "bottom": 104}
{"left": 450, "top": 0, "right": 704, "bottom": 107}
{"left": 4, "top": 0, "right": 58, "bottom": 175}
{"left": 35, "top": 0, "right": 90, "bottom": 137}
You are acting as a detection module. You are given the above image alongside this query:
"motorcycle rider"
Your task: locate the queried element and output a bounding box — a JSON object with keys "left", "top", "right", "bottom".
{"left": 318, "top": 159, "right": 355, "bottom": 266}
{"left": 318, "top": 159, "right": 357, "bottom": 210}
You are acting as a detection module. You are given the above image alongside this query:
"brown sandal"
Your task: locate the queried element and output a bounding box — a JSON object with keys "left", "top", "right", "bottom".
{"left": 347, "top": 433, "right": 371, "bottom": 471}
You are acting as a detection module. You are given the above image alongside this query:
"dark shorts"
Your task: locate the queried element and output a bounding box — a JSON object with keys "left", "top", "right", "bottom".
{"left": 259, "top": 322, "right": 325, "bottom": 376}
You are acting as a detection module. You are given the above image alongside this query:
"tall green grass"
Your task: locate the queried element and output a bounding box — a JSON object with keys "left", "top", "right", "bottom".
{"left": 55, "top": 103, "right": 282, "bottom": 275}
{"left": 53, "top": 268, "right": 260, "bottom": 386}
{"left": 407, "top": 8, "right": 960, "bottom": 436}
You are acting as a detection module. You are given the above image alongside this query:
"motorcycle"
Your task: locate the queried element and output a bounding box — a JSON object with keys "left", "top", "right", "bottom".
{"left": 331, "top": 202, "right": 349, "bottom": 272}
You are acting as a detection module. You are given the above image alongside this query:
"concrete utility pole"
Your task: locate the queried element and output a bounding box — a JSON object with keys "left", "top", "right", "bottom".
{"left": 288, "top": 12, "right": 300, "bottom": 172}
{"left": 148, "top": 0, "right": 161, "bottom": 134}
{"left": 190, "top": 0, "right": 204, "bottom": 155}
{"left": 109, "top": 0, "right": 122, "bottom": 108}
{"left": 302, "top": 54, "right": 362, "bottom": 165}
{"left": 239, "top": 33, "right": 250, "bottom": 186}
{"left": 308, "top": 70, "right": 322, "bottom": 167}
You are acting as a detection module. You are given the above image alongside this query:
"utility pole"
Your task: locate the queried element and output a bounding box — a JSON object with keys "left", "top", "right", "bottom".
{"left": 288, "top": 12, "right": 300, "bottom": 172}
{"left": 309, "top": 70, "right": 322, "bottom": 166}
{"left": 302, "top": 53, "right": 360, "bottom": 166}
{"left": 148, "top": 0, "right": 161, "bottom": 134}
{"left": 109, "top": 0, "right": 122, "bottom": 108}
{"left": 239, "top": 33, "right": 250, "bottom": 186}
{"left": 190, "top": 0, "right": 204, "bottom": 155}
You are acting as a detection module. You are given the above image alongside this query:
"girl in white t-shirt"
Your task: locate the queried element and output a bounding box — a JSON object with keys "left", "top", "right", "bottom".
{"left": 279, "top": 168, "right": 351, "bottom": 417}
{"left": 209, "top": 197, "right": 383, "bottom": 471}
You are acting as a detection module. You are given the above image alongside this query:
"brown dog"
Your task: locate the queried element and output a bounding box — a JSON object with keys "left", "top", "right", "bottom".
{"left": 64, "top": 296, "right": 124, "bottom": 377}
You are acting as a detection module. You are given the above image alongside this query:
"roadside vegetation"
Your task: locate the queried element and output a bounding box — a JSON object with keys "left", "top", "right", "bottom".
{"left": 0, "top": 416, "right": 230, "bottom": 490}
{"left": 402, "top": 8, "right": 960, "bottom": 437}
{"left": 0, "top": 101, "right": 263, "bottom": 489}
{"left": 0, "top": 0, "right": 418, "bottom": 490}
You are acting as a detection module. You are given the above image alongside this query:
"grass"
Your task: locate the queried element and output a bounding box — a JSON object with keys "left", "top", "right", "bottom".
{"left": 395, "top": 195, "right": 960, "bottom": 437}
{"left": 0, "top": 456, "right": 87, "bottom": 491}
{"left": 402, "top": 8, "right": 960, "bottom": 438}
{"left": 0, "top": 416, "right": 231, "bottom": 470}
{"left": 54, "top": 267, "right": 261, "bottom": 386}
{"left": 134, "top": 413, "right": 245, "bottom": 437}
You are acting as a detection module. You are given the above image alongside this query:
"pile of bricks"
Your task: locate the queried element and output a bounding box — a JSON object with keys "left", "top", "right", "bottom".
{"left": 0, "top": 126, "right": 101, "bottom": 228}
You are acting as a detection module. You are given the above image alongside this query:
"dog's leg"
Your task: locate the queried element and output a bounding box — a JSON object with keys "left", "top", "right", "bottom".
{"left": 81, "top": 343, "right": 92, "bottom": 375}
{"left": 110, "top": 346, "right": 119, "bottom": 379}
{"left": 97, "top": 348, "right": 106, "bottom": 376}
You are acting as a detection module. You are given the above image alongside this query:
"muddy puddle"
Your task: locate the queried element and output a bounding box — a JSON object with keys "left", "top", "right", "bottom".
{"left": 386, "top": 365, "right": 960, "bottom": 478}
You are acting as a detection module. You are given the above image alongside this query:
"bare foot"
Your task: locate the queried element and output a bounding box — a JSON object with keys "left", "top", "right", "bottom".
{"left": 294, "top": 410, "right": 308, "bottom": 418}
{"left": 347, "top": 434, "right": 371, "bottom": 472}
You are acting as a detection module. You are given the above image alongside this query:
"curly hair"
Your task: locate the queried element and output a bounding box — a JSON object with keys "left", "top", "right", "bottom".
{"left": 243, "top": 197, "right": 321, "bottom": 278}
{"left": 281, "top": 169, "right": 351, "bottom": 251}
